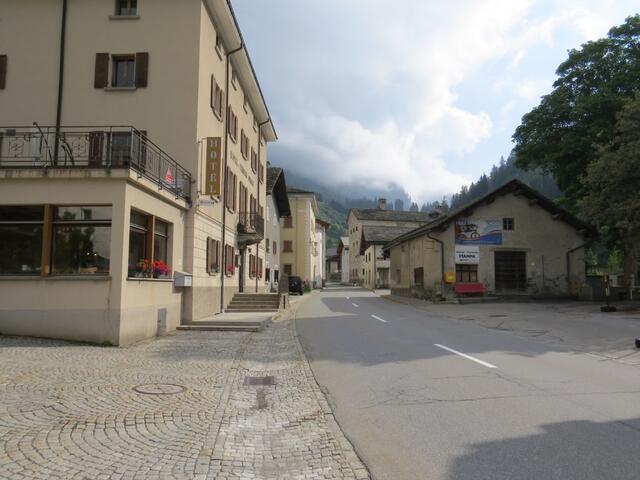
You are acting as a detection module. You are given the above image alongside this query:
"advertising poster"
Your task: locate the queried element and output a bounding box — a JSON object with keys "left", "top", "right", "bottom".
{"left": 455, "top": 219, "right": 502, "bottom": 245}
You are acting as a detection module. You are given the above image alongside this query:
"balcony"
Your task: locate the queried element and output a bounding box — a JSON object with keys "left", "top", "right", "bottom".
{"left": 237, "top": 212, "right": 264, "bottom": 246}
{"left": 0, "top": 125, "right": 192, "bottom": 203}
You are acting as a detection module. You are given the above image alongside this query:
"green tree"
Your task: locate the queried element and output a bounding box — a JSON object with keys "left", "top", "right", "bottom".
{"left": 583, "top": 96, "right": 640, "bottom": 286}
{"left": 513, "top": 15, "right": 640, "bottom": 210}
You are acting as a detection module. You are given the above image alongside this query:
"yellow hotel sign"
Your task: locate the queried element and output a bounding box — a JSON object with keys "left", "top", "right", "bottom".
{"left": 204, "top": 137, "right": 222, "bottom": 196}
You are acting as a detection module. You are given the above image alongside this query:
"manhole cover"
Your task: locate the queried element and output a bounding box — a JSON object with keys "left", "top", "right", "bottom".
{"left": 244, "top": 376, "right": 275, "bottom": 386}
{"left": 133, "top": 383, "right": 186, "bottom": 395}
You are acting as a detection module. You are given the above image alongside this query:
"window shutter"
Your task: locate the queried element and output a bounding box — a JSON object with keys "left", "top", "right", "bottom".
{"left": 135, "top": 52, "right": 149, "bottom": 88}
{"left": 0, "top": 55, "right": 7, "bottom": 90}
{"left": 94, "top": 53, "right": 109, "bottom": 88}
{"left": 210, "top": 74, "right": 215, "bottom": 109}
{"left": 206, "top": 237, "right": 212, "bottom": 273}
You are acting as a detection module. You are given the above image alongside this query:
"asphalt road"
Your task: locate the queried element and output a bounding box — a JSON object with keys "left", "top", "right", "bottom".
{"left": 295, "top": 286, "right": 640, "bottom": 480}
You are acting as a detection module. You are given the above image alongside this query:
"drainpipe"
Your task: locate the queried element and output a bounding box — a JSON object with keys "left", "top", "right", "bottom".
{"left": 220, "top": 41, "right": 244, "bottom": 313}
{"left": 256, "top": 118, "right": 270, "bottom": 293}
{"left": 566, "top": 243, "right": 585, "bottom": 297}
{"left": 53, "top": 0, "right": 68, "bottom": 165}
{"left": 427, "top": 232, "right": 445, "bottom": 299}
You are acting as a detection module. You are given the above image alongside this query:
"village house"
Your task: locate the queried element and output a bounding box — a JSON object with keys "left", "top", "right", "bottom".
{"left": 0, "top": 0, "right": 276, "bottom": 345}
{"left": 384, "top": 180, "right": 591, "bottom": 299}
{"left": 337, "top": 236, "right": 350, "bottom": 284}
{"left": 325, "top": 247, "right": 340, "bottom": 282}
{"left": 347, "top": 198, "right": 440, "bottom": 285}
{"left": 264, "top": 166, "right": 290, "bottom": 292}
{"left": 361, "top": 225, "right": 417, "bottom": 290}
{"left": 280, "top": 187, "right": 327, "bottom": 286}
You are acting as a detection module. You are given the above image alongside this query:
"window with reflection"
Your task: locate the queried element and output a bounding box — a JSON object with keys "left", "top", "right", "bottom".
{"left": 52, "top": 206, "right": 112, "bottom": 275}
{"left": 128, "top": 210, "right": 172, "bottom": 277}
{"left": 0, "top": 206, "right": 44, "bottom": 275}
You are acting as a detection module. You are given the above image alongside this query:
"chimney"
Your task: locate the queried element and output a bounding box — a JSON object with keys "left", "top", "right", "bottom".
{"left": 377, "top": 198, "right": 387, "bottom": 210}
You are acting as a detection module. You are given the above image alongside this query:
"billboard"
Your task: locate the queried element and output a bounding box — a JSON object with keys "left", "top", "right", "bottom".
{"left": 204, "top": 137, "right": 222, "bottom": 196}
{"left": 454, "top": 245, "right": 479, "bottom": 264}
{"left": 455, "top": 219, "right": 502, "bottom": 245}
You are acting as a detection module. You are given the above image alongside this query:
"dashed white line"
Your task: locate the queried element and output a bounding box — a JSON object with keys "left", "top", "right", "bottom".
{"left": 352, "top": 303, "right": 359, "bottom": 308}
{"left": 434, "top": 344, "right": 498, "bottom": 369}
{"left": 371, "top": 314, "right": 387, "bottom": 323}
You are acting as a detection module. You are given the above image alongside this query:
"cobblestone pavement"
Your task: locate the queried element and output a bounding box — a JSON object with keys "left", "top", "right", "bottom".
{"left": 0, "top": 318, "right": 369, "bottom": 479}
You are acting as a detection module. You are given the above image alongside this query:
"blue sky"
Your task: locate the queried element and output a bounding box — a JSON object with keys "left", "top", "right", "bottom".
{"left": 233, "top": 0, "right": 638, "bottom": 203}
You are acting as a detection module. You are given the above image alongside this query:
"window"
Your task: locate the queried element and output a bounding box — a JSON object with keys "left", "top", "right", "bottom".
{"left": 253, "top": 117, "right": 258, "bottom": 132}
{"left": 225, "top": 168, "right": 237, "bottom": 211}
{"left": 273, "top": 241, "right": 277, "bottom": 255}
{"left": 266, "top": 238, "right": 270, "bottom": 253}
{"left": 0, "top": 206, "right": 44, "bottom": 275}
{"left": 250, "top": 148, "right": 258, "bottom": 172}
{"left": 225, "top": 244, "right": 235, "bottom": 275}
{"left": 456, "top": 264, "right": 478, "bottom": 283}
{"left": 414, "top": 267, "right": 424, "bottom": 286}
{"left": 249, "top": 254, "right": 256, "bottom": 278}
{"left": 231, "top": 68, "right": 238, "bottom": 89}
{"left": 228, "top": 108, "right": 238, "bottom": 141}
{"left": 284, "top": 264, "right": 292, "bottom": 276}
{"left": 240, "top": 130, "right": 249, "bottom": 159}
{"left": 112, "top": 55, "right": 135, "bottom": 87}
{"left": 206, "top": 237, "right": 221, "bottom": 274}
{"left": 503, "top": 217, "right": 515, "bottom": 231}
{"left": 53, "top": 206, "right": 112, "bottom": 276}
{"left": 215, "top": 35, "right": 224, "bottom": 56}
{"left": 265, "top": 268, "right": 271, "bottom": 282}
{"left": 283, "top": 240, "right": 293, "bottom": 253}
{"left": 127, "top": 210, "right": 171, "bottom": 277}
{"left": 258, "top": 257, "right": 263, "bottom": 279}
{"left": 0, "top": 55, "right": 7, "bottom": 90}
{"left": 210, "top": 75, "right": 224, "bottom": 120}
{"left": 116, "top": 0, "right": 137, "bottom": 16}
{"left": 243, "top": 96, "right": 249, "bottom": 113}
{"left": 259, "top": 162, "right": 264, "bottom": 183}
{"left": 283, "top": 216, "right": 293, "bottom": 228}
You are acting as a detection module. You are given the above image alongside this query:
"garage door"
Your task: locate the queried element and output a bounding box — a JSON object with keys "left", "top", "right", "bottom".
{"left": 494, "top": 251, "right": 526, "bottom": 291}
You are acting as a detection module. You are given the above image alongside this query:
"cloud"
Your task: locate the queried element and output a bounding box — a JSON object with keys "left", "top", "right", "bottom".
{"left": 233, "top": 0, "right": 639, "bottom": 202}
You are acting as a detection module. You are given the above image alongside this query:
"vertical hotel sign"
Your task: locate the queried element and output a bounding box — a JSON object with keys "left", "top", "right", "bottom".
{"left": 204, "top": 137, "right": 222, "bottom": 196}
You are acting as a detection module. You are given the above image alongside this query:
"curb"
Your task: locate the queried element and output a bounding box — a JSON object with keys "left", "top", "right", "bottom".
{"left": 290, "top": 295, "right": 372, "bottom": 480}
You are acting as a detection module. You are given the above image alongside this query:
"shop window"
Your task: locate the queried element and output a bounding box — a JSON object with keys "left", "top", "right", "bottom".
{"left": 127, "top": 210, "right": 171, "bottom": 277}
{"left": 503, "top": 217, "right": 515, "bottom": 231}
{"left": 0, "top": 206, "right": 44, "bottom": 275}
{"left": 456, "top": 264, "right": 478, "bottom": 283}
{"left": 53, "top": 206, "right": 112, "bottom": 275}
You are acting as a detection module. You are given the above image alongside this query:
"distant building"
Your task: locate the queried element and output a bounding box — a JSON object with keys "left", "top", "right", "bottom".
{"left": 361, "top": 225, "right": 417, "bottom": 290}
{"left": 326, "top": 247, "right": 340, "bottom": 281}
{"left": 265, "top": 167, "right": 290, "bottom": 292}
{"left": 384, "top": 180, "right": 591, "bottom": 299}
{"left": 337, "top": 237, "right": 350, "bottom": 284}
{"left": 280, "top": 187, "right": 322, "bottom": 285}
{"left": 347, "top": 198, "right": 440, "bottom": 285}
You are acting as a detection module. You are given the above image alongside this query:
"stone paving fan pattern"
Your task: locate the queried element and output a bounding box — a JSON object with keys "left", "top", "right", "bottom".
{"left": 0, "top": 320, "right": 369, "bottom": 479}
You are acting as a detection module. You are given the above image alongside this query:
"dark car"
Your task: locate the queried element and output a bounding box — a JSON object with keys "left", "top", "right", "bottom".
{"left": 288, "top": 276, "right": 304, "bottom": 295}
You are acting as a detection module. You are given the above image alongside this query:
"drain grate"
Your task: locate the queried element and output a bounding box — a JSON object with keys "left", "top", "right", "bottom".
{"left": 244, "top": 375, "right": 275, "bottom": 386}
{"left": 133, "top": 383, "right": 186, "bottom": 395}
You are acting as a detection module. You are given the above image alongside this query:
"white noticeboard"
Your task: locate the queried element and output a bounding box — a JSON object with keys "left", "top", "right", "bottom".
{"left": 455, "top": 245, "right": 479, "bottom": 264}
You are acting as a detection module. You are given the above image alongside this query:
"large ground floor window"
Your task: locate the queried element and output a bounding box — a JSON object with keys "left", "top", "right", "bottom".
{"left": 0, "top": 206, "right": 44, "bottom": 275}
{"left": 128, "top": 209, "right": 171, "bottom": 278}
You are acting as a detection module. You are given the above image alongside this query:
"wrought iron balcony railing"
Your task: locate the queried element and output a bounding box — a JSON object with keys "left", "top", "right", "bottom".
{"left": 0, "top": 125, "right": 192, "bottom": 203}
{"left": 237, "top": 212, "right": 265, "bottom": 238}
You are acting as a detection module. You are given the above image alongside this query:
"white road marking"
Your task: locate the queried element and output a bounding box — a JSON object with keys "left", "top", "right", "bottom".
{"left": 434, "top": 344, "right": 498, "bottom": 369}
{"left": 352, "top": 303, "right": 359, "bottom": 308}
{"left": 371, "top": 314, "right": 387, "bottom": 323}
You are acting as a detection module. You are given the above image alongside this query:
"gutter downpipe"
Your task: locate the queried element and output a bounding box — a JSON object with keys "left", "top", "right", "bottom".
{"left": 426, "top": 232, "right": 446, "bottom": 300}
{"left": 256, "top": 118, "right": 270, "bottom": 293}
{"left": 220, "top": 41, "right": 244, "bottom": 313}
{"left": 566, "top": 243, "right": 585, "bottom": 297}
{"left": 53, "top": 0, "right": 68, "bottom": 165}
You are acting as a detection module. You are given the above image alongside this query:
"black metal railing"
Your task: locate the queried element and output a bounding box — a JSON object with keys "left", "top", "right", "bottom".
{"left": 0, "top": 125, "right": 192, "bottom": 203}
{"left": 237, "top": 212, "right": 265, "bottom": 238}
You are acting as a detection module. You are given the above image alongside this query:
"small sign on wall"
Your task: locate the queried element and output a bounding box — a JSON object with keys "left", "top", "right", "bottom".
{"left": 455, "top": 245, "right": 480, "bottom": 264}
{"left": 204, "top": 137, "right": 222, "bottom": 196}
{"left": 444, "top": 271, "right": 456, "bottom": 284}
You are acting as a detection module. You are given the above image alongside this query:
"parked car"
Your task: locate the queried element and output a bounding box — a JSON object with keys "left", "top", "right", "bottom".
{"left": 288, "top": 276, "right": 304, "bottom": 295}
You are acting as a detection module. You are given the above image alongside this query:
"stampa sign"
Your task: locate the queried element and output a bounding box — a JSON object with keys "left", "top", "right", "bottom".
{"left": 455, "top": 245, "right": 479, "bottom": 264}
